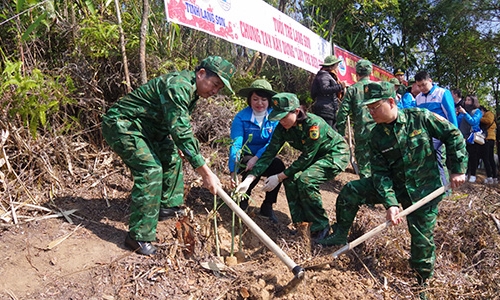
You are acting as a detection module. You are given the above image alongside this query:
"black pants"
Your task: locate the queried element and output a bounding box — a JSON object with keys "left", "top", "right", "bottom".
{"left": 311, "top": 100, "right": 338, "bottom": 131}
{"left": 479, "top": 140, "right": 497, "bottom": 178}
{"left": 240, "top": 156, "right": 285, "bottom": 205}
{"left": 466, "top": 143, "right": 481, "bottom": 176}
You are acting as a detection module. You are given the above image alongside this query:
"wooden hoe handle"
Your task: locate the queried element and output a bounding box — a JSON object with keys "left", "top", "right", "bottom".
{"left": 332, "top": 186, "right": 447, "bottom": 258}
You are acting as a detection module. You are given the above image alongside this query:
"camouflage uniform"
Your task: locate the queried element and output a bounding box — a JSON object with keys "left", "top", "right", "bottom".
{"left": 251, "top": 112, "right": 349, "bottom": 232}
{"left": 336, "top": 77, "right": 374, "bottom": 178}
{"left": 334, "top": 107, "right": 467, "bottom": 283}
{"left": 102, "top": 57, "right": 235, "bottom": 242}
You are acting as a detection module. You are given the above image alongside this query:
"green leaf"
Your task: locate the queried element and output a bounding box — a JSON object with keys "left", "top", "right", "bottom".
{"left": 39, "top": 109, "right": 47, "bottom": 127}
{"left": 21, "top": 12, "right": 47, "bottom": 42}
{"left": 16, "top": 0, "right": 26, "bottom": 13}
{"left": 85, "top": 0, "right": 96, "bottom": 15}
{"left": 104, "top": 0, "right": 113, "bottom": 9}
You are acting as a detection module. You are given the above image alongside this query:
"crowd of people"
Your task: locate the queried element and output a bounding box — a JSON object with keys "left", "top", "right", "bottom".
{"left": 101, "top": 54, "right": 497, "bottom": 299}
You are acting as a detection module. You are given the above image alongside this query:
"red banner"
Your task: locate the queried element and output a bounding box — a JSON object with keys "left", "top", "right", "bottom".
{"left": 334, "top": 45, "right": 394, "bottom": 85}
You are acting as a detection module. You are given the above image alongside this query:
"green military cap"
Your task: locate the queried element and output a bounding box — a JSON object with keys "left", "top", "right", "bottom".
{"left": 238, "top": 79, "right": 277, "bottom": 98}
{"left": 320, "top": 55, "right": 342, "bottom": 66}
{"left": 393, "top": 67, "right": 405, "bottom": 76}
{"left": 200, "top": 56, "right": 236, "bottom": 93}
{"left": 268, "top": 92, "right": 300, "bottom": 121}
{"left": 363, "top": 81, "right": 396, "bottom": 105}
{"left": 389, "top": 78, "right": 402, "bottom": 86}
{"left": 408, "top": 77, "right": 416, "bottom": 85}
{"left": 356, "top": 59, "right": 372, "bottom": 76}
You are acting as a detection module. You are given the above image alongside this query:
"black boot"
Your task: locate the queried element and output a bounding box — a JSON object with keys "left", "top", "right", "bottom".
{"left": 316, "top": 223, "right": 349, "bottom": 246}
{"left": 125, "top": 233, "right": 157, "bottom": 255}
{"left": 311, "top": 226, "right": 330, "bottom": 241}
{"left": 159, "top": 206, "right": 186, "bottom": 221}
{"left": 260, "top": 202, "right": 278, "bottom": 223}
{"left": 415, "top": 281, "right": 429, "bottom": 300}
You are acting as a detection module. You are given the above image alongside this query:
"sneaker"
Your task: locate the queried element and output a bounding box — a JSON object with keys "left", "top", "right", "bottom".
{"left": 159, "top": 206, "right": 186, "bottom": 220}
{"left": 468, "top": 175, "right": 476, "bottom": 183}
{"left": 484, "top": 177, "right": 493, "bottom": 184}
{"left": 494, "top": 178, "right": 499, "bottom": 184}
{"left": 316, "top": 224, "right": 349, "bottom": 246}
{"left": 259, "top": 203, "right": 278, "bottom": 223}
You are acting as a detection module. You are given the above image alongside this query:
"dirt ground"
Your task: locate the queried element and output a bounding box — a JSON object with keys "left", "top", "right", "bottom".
{"left": 1, "top": 163, "right": 499, "bottom": 300}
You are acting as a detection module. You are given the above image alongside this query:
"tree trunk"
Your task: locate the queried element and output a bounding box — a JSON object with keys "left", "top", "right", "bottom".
{"left": 244, "top": 51, "right": 260, "bottom": 76}
{"left": 139, "top": 0, "right": 150, "bottom": 84}
{"left": 256, "top": 54, "right": 268, "bottom": 76}
{"left": 114, "top": 0, "right": 132, "bottom": 93}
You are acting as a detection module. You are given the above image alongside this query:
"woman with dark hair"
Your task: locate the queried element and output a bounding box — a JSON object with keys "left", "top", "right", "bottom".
{"left": 457, "top": 95, "right": 483, "bottom": 182}
{"left": 479, "top": 106, "right": 498, "bottom": 184}
{"left": 236, "top": 93, "right": 349, "bottom": 240}
{"left": 229, "top": 79, "right": 285, "bottom": 223}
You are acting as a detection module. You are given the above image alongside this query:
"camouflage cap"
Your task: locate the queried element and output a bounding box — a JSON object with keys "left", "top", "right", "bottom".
{"left": 408, "top": 77, "right": 416, "bottom": 85}
{"left": 363, "top": 81, "right": 396, "bottom": 105}
{"left": 200, "top": 56, "right": 236, "bottom": 93}
{"left": 356, "top": 59, "right": 372, "bottom": 76}
{"left": 268, "top": 92, "right": 300, "bottom": 121}
{"left": 389, "top": 78, "right": 402, "bottom": 86}
{"left": 393, "top": 67, "right": 405, "bottom": 76}
{"left": 320, "top": 55, "right": 342, "bottom": 66}
{"left": 238, "top": 79, "right": 277, "bottom": 98}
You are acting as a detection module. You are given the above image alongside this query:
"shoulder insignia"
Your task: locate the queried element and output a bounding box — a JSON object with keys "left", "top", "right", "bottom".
{"left": 309, "top": 125, "right": 320, "bottom": 140}
{"left": 409, "top": 129, "right": 422, "bottom": 137}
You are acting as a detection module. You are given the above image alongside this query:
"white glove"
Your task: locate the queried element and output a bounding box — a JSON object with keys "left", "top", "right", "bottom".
{"left": 235, "top": 175, "right": 256, "bottom": 194}
{"left": 262, "top": 175, "right": 280, "bottom": 192}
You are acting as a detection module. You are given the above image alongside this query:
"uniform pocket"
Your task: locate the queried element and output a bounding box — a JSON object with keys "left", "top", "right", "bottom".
{"left": 408, "top": 132, "right": 432, "bottom": 161}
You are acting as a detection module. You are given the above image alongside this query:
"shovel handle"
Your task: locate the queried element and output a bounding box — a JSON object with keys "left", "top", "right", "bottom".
{"left": 332, "top": 185, "right": 447, "bottom": 258}
{"left": 216, "top": 187, "right": 304, "bottom": 279}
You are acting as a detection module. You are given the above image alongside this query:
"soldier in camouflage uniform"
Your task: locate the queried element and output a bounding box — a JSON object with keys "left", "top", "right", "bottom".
{"left": 102, "top": 56, "right": 236, "bottom": 255}
{"left": 318, "top": 82, "right": 467, "bottom": 294}
{"left": 336, "top": 59, "right": 374, "bottom": 178}
{"left": 394, "top": 67, "right": 408, "bottom": 96}
{"left": 236, "top": 93, "right": 349, "bottom": 240}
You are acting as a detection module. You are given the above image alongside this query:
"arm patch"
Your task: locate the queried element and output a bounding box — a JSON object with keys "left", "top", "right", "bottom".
{"left": 309, "top": 125, "right": 320, "bottom": 140}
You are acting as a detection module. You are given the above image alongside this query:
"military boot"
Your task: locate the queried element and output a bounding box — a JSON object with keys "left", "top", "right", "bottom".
{"left": 316, "top": 223, "right": 349, "bottom": 246}
{"left": 416, "top": 281, "right": 429, "bottom": 300}
{"left": 259, "top": 202, "right": 278, "bottom": 223}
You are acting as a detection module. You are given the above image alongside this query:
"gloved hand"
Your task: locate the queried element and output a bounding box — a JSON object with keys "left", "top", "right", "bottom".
{"left": 262, "top": 175, "right": 280, "bottom": 192}
{"left": 235, "top": 175, "right": 256, "bottom": 194}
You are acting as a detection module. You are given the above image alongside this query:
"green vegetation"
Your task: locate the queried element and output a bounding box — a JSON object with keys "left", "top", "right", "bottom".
{"left": 0, "top": 0, "right": 499, "bottom": 138}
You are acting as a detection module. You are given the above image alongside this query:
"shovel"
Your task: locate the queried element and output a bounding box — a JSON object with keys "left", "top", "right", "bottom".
{"left": 332, "top": 185, "right": 446, "bottom": 258}
{"left": 216, "top": 186, "right": 305, "bottom": 280}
